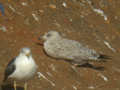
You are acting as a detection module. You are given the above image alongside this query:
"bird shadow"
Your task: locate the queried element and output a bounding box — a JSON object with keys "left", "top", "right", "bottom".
{"left": 1, "top": 84, "right": 23, "bottom": 90}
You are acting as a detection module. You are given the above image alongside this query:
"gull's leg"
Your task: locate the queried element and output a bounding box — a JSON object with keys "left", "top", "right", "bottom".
{"left": 14, "top": 81, "right": 17, "bottom": 90}
{"left": 24, "top": 82, "right": 27, "bottom": 90}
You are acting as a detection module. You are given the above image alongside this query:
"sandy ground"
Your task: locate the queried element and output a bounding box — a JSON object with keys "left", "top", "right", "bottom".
{"left": 0, "top": 0, "right": 120, "bottom": 90}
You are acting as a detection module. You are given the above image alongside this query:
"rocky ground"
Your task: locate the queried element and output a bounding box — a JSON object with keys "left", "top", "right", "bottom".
{"left": 0, "top": 0, "right": 120, "bottom": 90}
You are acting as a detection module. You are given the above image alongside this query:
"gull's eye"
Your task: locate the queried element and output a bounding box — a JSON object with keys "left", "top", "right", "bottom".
{"left": 46, "top": 33, "right": 51, "bottom": 37}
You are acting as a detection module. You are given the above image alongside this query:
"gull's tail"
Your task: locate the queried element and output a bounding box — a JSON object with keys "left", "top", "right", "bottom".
{"left": 98, "top": 54, "right": 111, "bottom": 59}
{"left": 96, "top": 54, "right": 111, "bottom": 62}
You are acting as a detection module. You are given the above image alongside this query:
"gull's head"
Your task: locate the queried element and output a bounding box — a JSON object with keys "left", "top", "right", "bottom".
{"left": 20, "top": 47, "right": 31, "bottom": 57}
{"left": 39, "top": 31, "right": 63, "bottom": 41}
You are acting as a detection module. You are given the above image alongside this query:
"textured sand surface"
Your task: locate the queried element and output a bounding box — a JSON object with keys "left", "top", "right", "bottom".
{"left": 0, "top": 0, "right": 120, "bottom": 90}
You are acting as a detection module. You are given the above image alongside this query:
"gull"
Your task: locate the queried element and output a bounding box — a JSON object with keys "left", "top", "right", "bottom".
{"left": 3, "top": 47, "right": 38, "bottom": 90}
{"left": 38, "top": 31, "right": 109, "bottom": 68}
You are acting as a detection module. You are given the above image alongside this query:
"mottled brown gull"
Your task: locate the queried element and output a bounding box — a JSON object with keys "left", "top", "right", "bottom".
{"left": 39, "top": 31, "right": 109, "bottom": 67}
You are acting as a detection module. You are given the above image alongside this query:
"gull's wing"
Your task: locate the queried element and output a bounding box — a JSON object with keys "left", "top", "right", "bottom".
{"left": 3, "top": 57, "right": 16, "bottom": 82}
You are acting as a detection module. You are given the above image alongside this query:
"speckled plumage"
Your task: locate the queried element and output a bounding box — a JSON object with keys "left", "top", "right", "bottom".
{"left": 40, "top": 31, "right": 108, "bottom": 65}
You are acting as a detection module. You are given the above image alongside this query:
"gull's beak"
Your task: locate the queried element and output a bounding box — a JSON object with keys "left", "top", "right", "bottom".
{"left": 38, "top": 36, "right": 42, "bottom": 40}
{"left": 31, "top": 35, "right": 44, "bottom": 46}
{"left": 36, "top": 36, "right": 44, "bottom": 46}
{"left": 26, "top": 53, "right": 30, "bottom": 57}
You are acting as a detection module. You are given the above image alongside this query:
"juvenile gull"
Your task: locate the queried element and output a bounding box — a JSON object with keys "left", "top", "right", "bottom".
{"left": 39, "top": 31, "right": 109, "bottom": 67}
{"left": 3, "top": 47, "right": 38, "bottom": 90}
